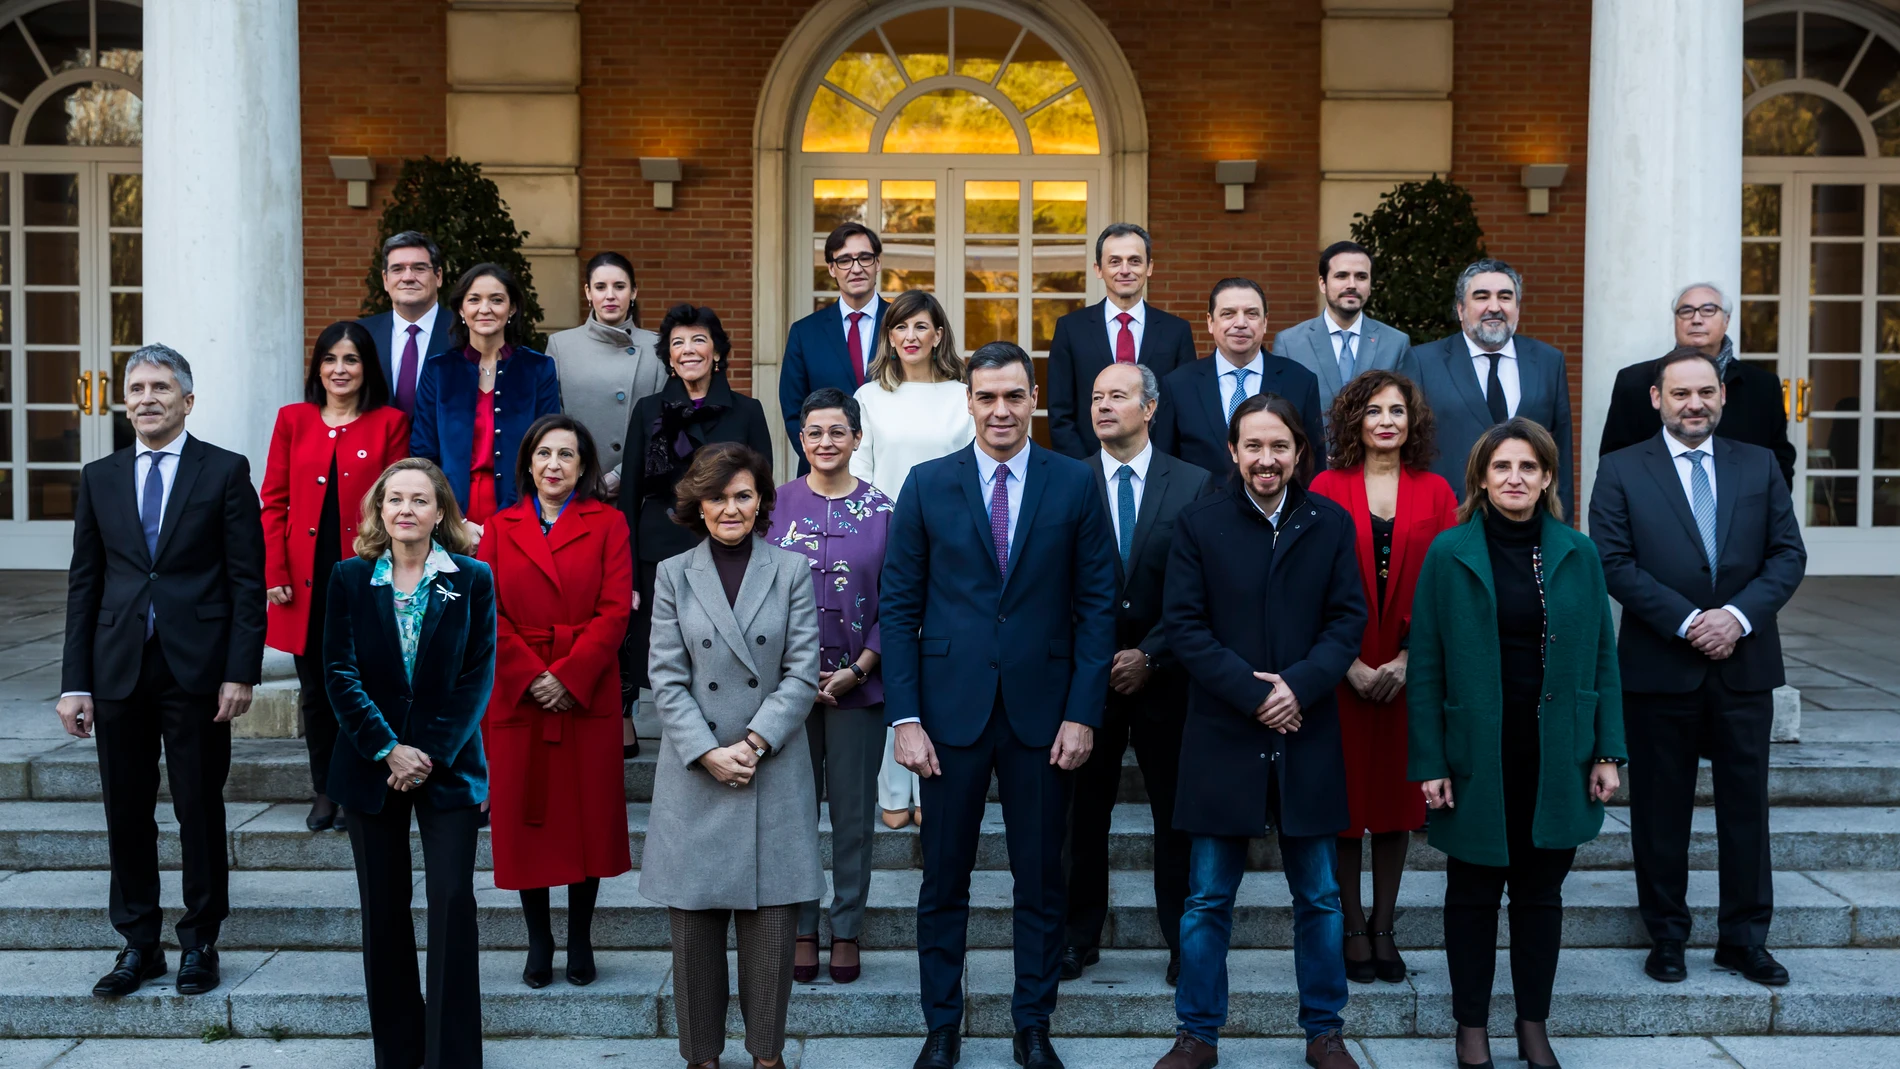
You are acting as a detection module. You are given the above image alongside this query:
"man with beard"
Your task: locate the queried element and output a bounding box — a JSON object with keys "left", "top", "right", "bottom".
{"left": 1590, "top": 347, "right": 1806, "bottom": 988}
{"left": 1410, "top": 259, "right": 1574, "bottom": 515}
{"left": 1272, "top": 241, "right": 1417, "bottom": 429}
{"left": 1155, "top": 393, "right": 1366, "bottom": 1069}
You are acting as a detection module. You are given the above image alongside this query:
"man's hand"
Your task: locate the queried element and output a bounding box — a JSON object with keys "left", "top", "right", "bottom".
{"left": 894, "top": 722, "right": 941, "bottom": 778}
{"left": 214, "top": 682, "right": 254, "bottom": 724}
{"left": 1108, "top": 649, "right": 1152, "bottom": 695}
{"left": 1253, "top": 671, "right": 1302, "bottom": 732}
{"left": 1366, "top": 651, "right": 1409, "bottom": 703}
{"left": 1344, "top": 658, "right": 1377, "bottom": 698}
{"left": 57, "top": 694, "right": 95, "bottom": 739}
{"left": 1688, "top": 608, "right": 1743, "bottom": 659}
{"left": 1050, "top": 721, "right": 1094, "bottom": 771}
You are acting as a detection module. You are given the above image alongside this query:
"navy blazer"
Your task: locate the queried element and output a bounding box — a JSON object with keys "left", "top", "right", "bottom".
{"left": 357, "top": 309, "right": 458, "bottom": 409}
{"left": 1153, "top": 353, "right": 1326, "bottom": 479}
{"left": 779, "top": 300, "right": 886, "bottom": 472}
{"left": 1589, "top": 432, "right": 1806, "bottom": 695}
{"left": 323, "top": 553, "right": 496, "bottom": 814}
{"left": 1409, "top": 333, "right": 1575, "bottom": 516}
{"left": 410, "top": 345, "right": 563, "bottom": 513}
{"left": 880, "top": 442, "right": 1119, "bottom": 749}
{"left": 1045, "top": 300, "right": 1199, "bottom": 458}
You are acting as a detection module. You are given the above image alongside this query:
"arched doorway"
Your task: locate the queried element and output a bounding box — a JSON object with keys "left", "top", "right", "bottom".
{"left": 0, "top": 0, "right": 142, "bottom": 567}
{"left": 1743, "top": 0, "right": 1900, "bottom": 573}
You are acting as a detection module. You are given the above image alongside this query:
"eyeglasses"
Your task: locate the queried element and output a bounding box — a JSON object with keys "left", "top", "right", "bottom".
{"left": 829, "top": 253, "right": 880, "bottom": 269}
{"left": 1674, "top": 303, "right": 1725, "bottom": 320}
{"left": 801, "top": 427, "right": 856, "bottom": 444}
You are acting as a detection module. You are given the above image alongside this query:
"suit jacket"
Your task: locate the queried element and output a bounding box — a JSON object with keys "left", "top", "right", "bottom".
{"left": 880, "top": 442, "right": 1119, "bottom": 748}
{"left": 321, "top": 552, "right": 496, "bottom": 814}
{"left": 1410, "top": 333, "right": 1575, "bottom": 516}
{"left": 1153, "top": 353, "right": 1326, "bottom": 479}
{"left": 1589, "top": 432, "right": 1807, "bottom": 694}
{"left": 1162, "top": 480, "right": 1366, "bottom": 839}
{"left": 410, "top": 345, "right": 564, "bottom": 514}
{"left": 617, "top": 373, "right": 775, "bottom": 566}
{"left": 357, "top": 309, "right": 458, "bottom": 411}
{"left": 1090, "top": 448, "right": 1212, "bottom": 672}
{"left": 779, "top": 301, "right": 886, "bottom": 472}
{"left": 1599, "top": 351, "right": 1796, "bottom": 487}
{"left": 1047, "top": 300, "right": 1199, "bottom": 458}
{"left": 62, "top": 434, "right": 266, "bottom": 703}
{"left": 1272, "top": 314, "right": 1418, "bottom": 429}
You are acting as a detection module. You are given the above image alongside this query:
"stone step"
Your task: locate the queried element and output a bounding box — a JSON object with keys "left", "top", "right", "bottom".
{"left": 0, "top": 947, "right": 1894, "bottom": 1039}
{"left": 1, "top": 867, "right": 1891, "bottom": 952}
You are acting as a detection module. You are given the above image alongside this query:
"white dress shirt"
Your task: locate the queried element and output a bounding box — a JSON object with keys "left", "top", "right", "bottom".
{"left": 1662, "top": 430, "right": 1754, "bottom": 639}
{"left": 391, "top": 303, "right": 441, "bottom": 391}
{"left": 1105, "top": 298, "right": 1147, "bottom": 357}
{"left": 1244, "top": 485, "right": 1289, "bottom": 528}
{"left": 1463, "top": 333, "right": 1522, "bottom": 417}
{"left": 1213, "top": 350, "right": 1266, "bottom": 411}
{"left": 837, "top": 294, "right": 881, "bottom": 376}
{"left": 1099, "top": 441, "right": 1153, "bottom": 547}
{"left": 1325, "top": 309, "right": 1363, "bottom": 365}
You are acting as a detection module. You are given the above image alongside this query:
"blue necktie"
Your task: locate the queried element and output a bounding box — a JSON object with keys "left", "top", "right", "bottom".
{"left": 1225, "top": 368, "right": 1252, "bottom": 424}
{"left": 141, "top": 451, "right": 165, "bottom": 638}
{"left": 1686, "top": 450, "right": 1718, "bottom": 587}
{"left": 1115, "top": 464, "right": 1136, "bottom": 564}
{"left": 1335, "top": 330, "right": 1356, "bottom": 383}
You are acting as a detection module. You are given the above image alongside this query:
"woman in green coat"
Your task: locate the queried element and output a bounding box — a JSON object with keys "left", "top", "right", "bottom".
{"left": 1408, "top": 418, "right": 1626, "bottom": 1069}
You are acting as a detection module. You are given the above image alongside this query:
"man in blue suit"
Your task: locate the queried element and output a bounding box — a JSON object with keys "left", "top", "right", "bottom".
{"left": 778, "top": 222, "right": 885, "bottom": 473}
{"left": 882, "top": 342, "right": 1119, "bottom": 1069}
{"left": 356, "top": 231, "right": 457, "bottom": 417}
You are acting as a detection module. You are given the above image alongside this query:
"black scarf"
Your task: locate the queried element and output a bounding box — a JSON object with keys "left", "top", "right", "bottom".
{"left": 644, "top": 389, "right": 730, "bottom": 479}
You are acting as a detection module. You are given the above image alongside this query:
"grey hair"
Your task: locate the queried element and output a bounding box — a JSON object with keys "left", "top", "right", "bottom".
{"left": 1096, "top": 359, "right": 1160, "bottom": 407}
{"left": 1453, "top": 258, "right": 1524, "bottom": 308}
{"left": 1673, "top": 281, "right": 1733, "bottom": 316}
{"left": 122, "top": 344, "right": 194, "bottom": 396}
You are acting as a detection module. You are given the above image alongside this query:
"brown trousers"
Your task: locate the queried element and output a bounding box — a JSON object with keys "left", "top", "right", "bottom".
{"left": 669, "top": 903, "right": 798, "bottom": 1064}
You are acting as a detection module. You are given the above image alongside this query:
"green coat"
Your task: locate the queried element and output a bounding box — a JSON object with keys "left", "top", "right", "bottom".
{"left": 1407, "top": 511, "right": 1627, "bottom": 867}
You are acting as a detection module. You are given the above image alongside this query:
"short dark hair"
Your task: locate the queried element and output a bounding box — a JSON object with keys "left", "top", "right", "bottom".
{"left": 446, "top": 263, "right": 529, "bottom": 347}
{"left": 673, "top": 442, "right": 776, "bottom": 538}
{"left": 1208, "top": 277, "right": 1268, "bottom": 316}
{"left": 1094, "top": 222, "right": 1152, "bottom": 264}
{"left": 1653, "top": 344, "right": 1721, "bottom": 390}
{"left": 1227, "top": 392, "right": 1313, "bottom": 484}
{"left": 966, "top": 341, "right": 1035, "bottom": 388}
{"left": 1325, "top": 369, "right": 1435, "bottom": 471}
{"left": 824, "top": 222, "right": 883, "bottom": 262}
{"left": 800, "top": 387, "right": 862, "bottom": 435}
{"left": 514, "top": 414, "right": 608, "bottom": 504}
{"left": 303, "top": 320, "right": 390, "bottom": 409}
{"left": 584, "top": 250, "right": 640, "bottom": 326}
{"left": 381, "top": 231, "right": 441, "bottom": 272}
{"left": 656, "top": 303, "right": 732, "bottom": 374}
{"left": 1319, "top": 240, "right": 1372, "bottom": 278}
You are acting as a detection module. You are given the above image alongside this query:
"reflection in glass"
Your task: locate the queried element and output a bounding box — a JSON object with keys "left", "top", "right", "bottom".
{"left": 1882, "top": 246, "right": 1900, "bottom": 295}
{"left": 882, "top": 180, "right": 936, "bottom": 234}
{"left": 1814, "top": 185, "right": 1866, "bottom": 236}
{"left": 881, "top": 239, "right": 935, "bottom": 291}
{"left": 109, "top": 232, "right": 141, "bottom": 287}
{"left": 0, "top": 470, "right": 9, "bottom": 520}
{"left": 0, "top": 228, "right": 9, "bottom": 286}
{"left": 109, "top": 173, "right": 141, "bottom": 227}
{"left": 884, "top": 90, "right": 1018, "bottom": 154}
{"left": 1810, "top": 301, "right": 1862, "bottom": 352}
{"left": 954, "top": 8, "right": 1023, "bottom": 80}
{"left": 1032, "top": 181, "right": 1088, "bottom": 234}
{"left": 25, "top": 350, "right": 80, "bottom": 404}
{"left": 1740, "top": 301, "right": 1779, "bottom": 352}
{"left": 28, "top": 470, "right": 78, "bottom": 520}
{"left": 1808, "top": 475, "right": 1856, "bottom": 526}
{"left": 1744, "top": 185, "right": 1781, "bottom": 236}
{"left": 1882, "top": 187, "right": 1900, "bottom": 237}
{"left": 964, "top": 298, "right": 1017, "bottom": 348}
{"left": 1876, "top": 418, "right": 1900, "bottom": 469}
{"left": 965, "top": 240, "right": 1019, "bottom": 292}
{"left": 24, "top": 82, "right": 143, "bottom": 147}
{"left": 802, "top": 86, "right": 875, "bottom": 153}
{"left": 1849, "top": 39, "right": 1900, "bottom": 119}
{"left": 1026, "top": 88, "right": 1100, "bottom": 155}
{"left": 25, "top": 232, "right": 80, "bottom": 286}
{"left": 1810, "top": 358, "right": 1861, "bottom": 410}
{"left": 814, "top": 179, "right": 868, "bottom": 232}
{"left": 1033, "top": 298, "right": 1084, "bottom": 349}
{"left": 1809, "top": 416, "right": 1860, "bottom": 470}
{"left": 0, "top": 352, "right": 8, "bottom": 403}
{"left": 26, "top": 291, "right": 80, "bottom": 345}
{"left": 823, "top": 31, "right": 906, "bottom": 110}
{"left": 0, "top": 171, "right": 8, "bottom": 223}
{"left": 1744, "top": 12, "right": 1797, "bottom": 87}
{"left": 1742, "top": 242, "right": 1779, "bottom": 294}
{"left": 1880, "top": 304, "right": 1900, "bottom": 352}
{"left": 881, "top": 8, "right": 949, "bottom": 82}
{"left": 24, "top": 174, "right": 78, "bottom": 226}
{"left": 1745, "top": 93, "right": 1863, "bottom": 156}
{"left": 0, "top": 409, "right": 8, "bottom": 460}
{"left": 965, "top": 181, "right": 1019, "bottom": 234}
{"left": 1811, "top": 243, "right": 1864, "bottom": 293}
{"left": 995, "top": 32, "right": 1075, "bottom": 110}
{"left": 1878, "top": 358, "right": 1899, "bottom": 408}
{"left": 1875, "top": 476, "right": 1900, "bottom": 526}
{"left": 111, "top": 292, "right": 139, "bottom": 346}
{"left": 1803, "top": 14, "right": 1868, "bottom": 86}
{"left": 27, "top": 409, "right": 81, "bottom": 463}
{"left": 813, "top": 259, "right": 836, "bottom": 294}
{"left": 1032, "top": 241, "right": 1086, "bottom": 292}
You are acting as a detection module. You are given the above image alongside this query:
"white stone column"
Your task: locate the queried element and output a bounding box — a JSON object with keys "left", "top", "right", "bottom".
{"left": 1580, "top": 0, "right": 1742, "bottom": 522}
{"left": 142, "top": 0, "right": 303, "bottom": 480}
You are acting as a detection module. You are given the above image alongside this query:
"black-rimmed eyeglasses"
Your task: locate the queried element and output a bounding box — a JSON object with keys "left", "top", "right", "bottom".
{"left": 1674, "top": 303, "right": 1725, "bottom": 320}
{"left": 829, "top": 253, "right": 880, "bottom": 269}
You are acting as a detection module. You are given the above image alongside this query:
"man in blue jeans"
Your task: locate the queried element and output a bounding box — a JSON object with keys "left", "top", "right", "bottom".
{"left": 1158, "top": 394, "right": 1366, "bottom": 1069}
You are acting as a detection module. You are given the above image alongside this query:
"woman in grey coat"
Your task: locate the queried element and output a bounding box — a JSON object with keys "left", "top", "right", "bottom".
{"left": 640, "top": 441, "right": 822, "bottom": 1069}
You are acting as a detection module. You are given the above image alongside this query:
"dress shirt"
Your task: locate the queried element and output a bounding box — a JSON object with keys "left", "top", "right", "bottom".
{"left": 1243, "top": 486, "right": 1288, "bottom": 529}
{"left": 1099, "top": 440, "right": 1153, "bottom": 547}
{"left": 1213, "top": 350, "right": 1266, "bottom": 408}
{"left": 837, "top": 294, "right": 881, "bottom": 377}
{"left": 390, "top": 304, "right": 440, "bottom": 387}
{"left": 1662, "top": 429, "right": 1754, "bottom": 639}
{"left": 1324, "top": 309, "right": 1363, "bottom": 365}
{"left": 1463, "top": 332, "right": 1522, "bottom": 417}
{"left": 1105, "top": 298, "right": 1147, "bottom": 356}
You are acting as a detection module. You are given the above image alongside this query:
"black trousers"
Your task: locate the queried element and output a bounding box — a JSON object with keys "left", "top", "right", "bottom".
{"left": 1064, "top": 686, "right": 1188, "bottom": 954}
{"left": 621, "top": 558, "right": 660, "bottom": 700}
{"left": 1626, "top": 676, "right": 1775, "bottom": 945}
{"left": 345, "top": 789, "right": 483, "bottom": 1069}
{"left": 295, "top": 478, "right": 343, "bottom": 794}
{"left": 917, "top": 700, "right": 1072, "bottom": 1032}
{"left": 93, "top": 636, "right": 231, "bottom": 950}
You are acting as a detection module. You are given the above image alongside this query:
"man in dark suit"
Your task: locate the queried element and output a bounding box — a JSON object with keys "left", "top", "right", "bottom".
{"left": 1272, "top": 240, "right": 1418, "bottom": 429}
{"left": 1154, "top": 278, "right": 1325, "bottom": 478}
{"left": 57, "top": 345, "right": 266, "bottom": 999}
{"left": 882, "top": 342, "right": 1118, "bottom": 1069}
{"left": 779, "top": 222, "right": 885, "bottom": 473}
{"left": 1045, "top": 223, "right": 1199, "bottom": 458}
{"left": 357, "top": 230, "right": 455, "bottom": 417}
{"left": 1590, "top": 347, "right": 1807, "bottom": 988}
{"left": 1410, "top": 259, "right": 1574, "bottom": 515}
{"left": 1157, "top": 393, "right": 1365, "bottom": 1069}
{"left": 1598, "top": 283, "right": 1796, "bottom": 486}
{"left": 1061, "top": 361, "right": 1211, "bottom": 988}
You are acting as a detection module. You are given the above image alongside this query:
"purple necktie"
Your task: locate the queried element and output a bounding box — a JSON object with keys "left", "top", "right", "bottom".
{"left": 395, "top": 324, "right": 420, "bottom": 414}
{"left": 990, "top": 467, "right": 1011, "bottom": 579}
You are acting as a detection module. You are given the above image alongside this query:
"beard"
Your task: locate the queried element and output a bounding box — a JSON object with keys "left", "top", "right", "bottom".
{"left": 1472, "top": 316, "right": 1513, "bottom": 348}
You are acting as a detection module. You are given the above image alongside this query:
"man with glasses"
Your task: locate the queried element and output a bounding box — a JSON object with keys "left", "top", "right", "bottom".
{"left": 357, "top": 231, "right": 457, "bottom": 417}
{"left": 1599, "top": 283, "right": 1796, "bottom": 486}
{"left": 780, "top": 222, "right": 887, "bottom": 474}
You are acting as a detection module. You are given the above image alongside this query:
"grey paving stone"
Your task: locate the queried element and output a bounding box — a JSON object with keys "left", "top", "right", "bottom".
{"left": 229, "top": 803, "right": 494, "bottom": 870}
{"left": 0, "top": 869, "right": 377, "bottom": 949}
{"left": 1410, "top": 948, "right": 1776, "bottom": 1037}
{"left": 0, "top": 1042, "right": 73, "bottom": 1069}
{"left": 1360, "top": 1036, "right": 1739, "bottom": 1068}
{"left": 659, "top": 950, "right": 924, "bottom": 1038}
{"left": 1801, "top": 690, "right": 1900, "bottom": 714}
{"left": 46, "top": 1038, "right": 371, "bottom": 1067}
{"left": 1584, "top": 806, "right": 1900, "bottom": 871}
{"left": 0, "top": 949, "right": 270, "bottom": 1038}
{"left": 1797, "top": 710, "right": 1900, "bottom": 742}
{"left": 1765, "top": 949, "right": 1900, "bottom": 1034}
{"left": 1803, "top": 871, "right": 1900, "bottom": 946}
{"left": 798, "top": 1036, "right": 1344, "bottom": 1067}
{"left": 484, "top": 1039, "right": 730, "bottom": 1068}
{"left": 1718, "top": 1035, "right": 1900, "bottom": 1068}
{"left": 0, "top": 742, "right": 68, "bottom": 801}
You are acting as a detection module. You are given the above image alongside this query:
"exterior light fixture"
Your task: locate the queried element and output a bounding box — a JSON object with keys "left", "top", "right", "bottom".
{"left": 1215, "top": 160, "right": 1258, "bottom": 212}
{"left": 640, "top": 157, "right": 683, "bottom": 210}
{"left": 328, "top": 156, "right": 376, "bottom": 209}
{"left": 1520, "top": 164, "right": 1569, "bottom": 215}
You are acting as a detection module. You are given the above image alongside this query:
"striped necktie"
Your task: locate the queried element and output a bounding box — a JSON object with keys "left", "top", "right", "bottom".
{"left": 1685, "top": 449, "right": 1718, "bottom": 587}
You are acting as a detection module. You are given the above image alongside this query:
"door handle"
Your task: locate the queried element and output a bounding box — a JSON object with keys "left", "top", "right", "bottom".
{"left": 1796, "top": 377, "right": 1812, "bottom": 422}
{"left": 1781, "top": 378, "right": 1791, "bottom": 422}
{"left": 73, "top": 372, "right": 93, "bottom": 415}
{"left": 97, "top": 373, "right": 109, "bottom": 412}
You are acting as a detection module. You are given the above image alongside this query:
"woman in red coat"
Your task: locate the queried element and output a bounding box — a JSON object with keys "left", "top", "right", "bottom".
{"left": 262, "top": 320, "right": 409, "bottom": 831}
{"left": 479, "top": 414, "right": 633, "bottom": 989}
{"left": 1309, "top": 370, "right": 1458, "bottom": 987}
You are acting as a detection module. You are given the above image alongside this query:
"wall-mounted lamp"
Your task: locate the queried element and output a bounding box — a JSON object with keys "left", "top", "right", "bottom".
{"left": 328, "top": 156, "right": 377, "bottom": 209}
{"left": 640, "top": 157, "right": 683, "bottom": 210}
{"left": 1519, "top": 164, "right": 1569, "bottom": 215}
{"left": 1215, "top": 160, "right": 1258, "bottom": 212}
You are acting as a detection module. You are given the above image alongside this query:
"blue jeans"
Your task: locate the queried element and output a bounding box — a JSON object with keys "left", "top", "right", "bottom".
{"left": 1175, "top": 832, "right": 1347, "bottom": 1044}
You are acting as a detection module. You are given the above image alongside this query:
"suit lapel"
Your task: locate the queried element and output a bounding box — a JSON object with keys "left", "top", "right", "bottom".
{"left": 1193, "top": 358, "right": 1228, "bottom": 442}
{"left": 371, "top": 581, "right": 411, "bottom": 696}
{"left": 732, "top": 542, "right": 777, "bottom": 635}
{"left": 1127, "top": 454, "right": 1169, "bottom": 574}
{"left": 1306, "top": 323, "right": 1343, "bottom": 396}
{"left": 1515, "top": 343, "right": 1544, "bottom": 417}
{"left": 1441, "top": 337, "right": 1495, "bottom": 429}
{"left": 414, "top": 567, "right": 454, "bottom": 671}
{"left": 1387, "top": 468, "right": 1423, "bottom": 620}
{"left": 958, "top": 449, "right": 1000, "bottom": 578}
{"left": 684, "top": 543, "right": 761, "bottom": 675}
{"left": 1089, "top": 300, "right": 1117, "bottom": 371}
{"left": 1002, "top": 447, "right": 1050, "bottom": 594}
{"left": 106, "top": 450, "right": 147, "bottom": 566}
{"left": 1713, "top": 437, "right": 1740, "bottom": 564}
{"left": 1090, "top": 456, "right": 1126, "bottom": 586}
{"left": 1642, "top": 435, "right": 1707, "bottom": 555}
{"left": 153, "top": 437, "right": 204, "bottom": 564}
{"left": 505, "top": 507, "right": 563, "bottom": 590}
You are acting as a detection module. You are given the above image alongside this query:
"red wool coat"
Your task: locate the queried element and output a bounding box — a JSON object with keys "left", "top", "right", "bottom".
{"left": 478, "top": 497, "right": 634, "bottom": 889}
{"left": 262, "top": 403, "right": 410, "bottom": 654}
{"left": 1309, "top": 465, "right": 1458, "bottom": 836}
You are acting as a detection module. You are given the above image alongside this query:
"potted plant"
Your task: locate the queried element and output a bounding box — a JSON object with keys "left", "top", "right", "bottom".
{"left": 1349, "top": 177, "right": 1488, "bottom": 344}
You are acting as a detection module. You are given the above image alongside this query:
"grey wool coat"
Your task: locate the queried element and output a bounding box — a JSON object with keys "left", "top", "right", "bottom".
{"left": 638, "top": 536, "right": 824, "bottom": 911}
{"left": 545, "top": 315, "right": 667, "bottom": 481}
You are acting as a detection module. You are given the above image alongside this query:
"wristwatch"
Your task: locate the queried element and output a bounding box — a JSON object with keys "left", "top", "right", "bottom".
{"left": 1144, "top": 652, "right": 1158, "bottom": 671}
{"left": 848, "top": 662, "right": 869, "bottom": 682}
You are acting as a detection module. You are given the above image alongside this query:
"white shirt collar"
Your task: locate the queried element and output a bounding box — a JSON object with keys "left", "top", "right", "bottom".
{"left": 1245, "top": 487, "right": 1289, "bottom": 527}
{"left": 1105, "top": 298, "right": 1146, "bottom": 328}
{"left": 395, "top": 303, "right": 440, "bottom": 332}
{"left": 138, "top": 429, "right": 189, "bottom": 458}
{"left": 1214, "top": 350, "right": 1265, "bottom": 379}
{"left": 838, "top": 293, "right": 879, "bottom": 324}
{"left": 1663, "top": 428, "right": 1714, "bottom": 460}
{"left": 1324, "top": 308, "right": 1363, "bottom": 336}
{"left": 1100, "top": 439, "right": 1153, "bottom": 483}
{"left": 1462, "top": 332, "right": 1517, "bottom": 361}
{"left": 974, "top": 438, "right": 1032, "bottom": 485}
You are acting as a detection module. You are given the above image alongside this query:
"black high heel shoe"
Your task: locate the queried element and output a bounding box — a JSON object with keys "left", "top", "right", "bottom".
{"left": 1455, "top": 1025, "right": 1495, "bottom": 1069}
{"left": 1342, "top": 929, "right": 1375, "bottom": 984}
{"left": 1370, "top": 929, "right": 1407, "bottom": 983}
{"left": 522, "top": 941, "right": 554, "bottom": 989}
{"left": 1514, "top": 1019, "right": 1560, "bottom": 1069}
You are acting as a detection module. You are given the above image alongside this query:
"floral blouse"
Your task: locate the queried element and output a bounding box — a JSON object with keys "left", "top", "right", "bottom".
{"left": 767, "top": 476, "right": 895, "bottom": 709}
{"left": 370, "top": 542, "right": 461, "bottom": 682}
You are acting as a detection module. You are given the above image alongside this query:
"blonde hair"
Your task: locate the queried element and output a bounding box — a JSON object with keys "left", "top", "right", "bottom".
{"left": 867, "top": 290, "right": 964, "bottom": 390}
{"left": 1456, "top": 417, "right": 1565, "bottom": 525}
{"left": 353, "top": 458, "right": 474, "bottom": 559}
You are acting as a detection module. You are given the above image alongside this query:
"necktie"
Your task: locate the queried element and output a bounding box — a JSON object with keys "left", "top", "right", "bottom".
{"left": 1335, "top": 330, "right": 1356, "bottom": 383}
{"left": 1686, "top": 450, "right": 1718, "bottom": 587}
{"left": 140, "top": 451, "right": 165, "bottom": 638}
{"left": 1114, "top": 312, "right": 1136, "bottom": 364}
{"left": 1115, "top": 464, "right": 1136, "bottom": 564}
{"left": 395, "top": 324, "right": 421, "bottom": 414}
{"left": 1484, "top": 352, "right": 1510, "bottom": 425}
{"left": 847, "top": 311, "right": 866, "bottom": 387}
{"left": 990, "top": 467, "right": 1011, "bottom": 580}
{"left": 1225, "top": 368, "right": 1252, "bottom": 424}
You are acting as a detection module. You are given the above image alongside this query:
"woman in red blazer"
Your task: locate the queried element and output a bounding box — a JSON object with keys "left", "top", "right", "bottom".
{"left": 1309, "top": 369, "right": 1458, "bottom": 987}
{"left": 478, "top": 414, "right": 633, "bottom": 989}
{"left": 263, "top": 320, "right": 410, "bottom": 831}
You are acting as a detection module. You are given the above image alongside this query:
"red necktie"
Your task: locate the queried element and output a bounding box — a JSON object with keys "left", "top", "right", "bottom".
{"left": 847, "top": 311, "right": 866, "bottom": 387}
{"left": 1114, "top": 312, "right": 1136, "bottom": 363}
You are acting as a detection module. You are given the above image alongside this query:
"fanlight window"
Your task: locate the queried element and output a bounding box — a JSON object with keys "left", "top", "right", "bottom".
{"left": 1744, "top": 7, "right": 1900, "bottom": 156}
{"left": 802, "top": 6, "right": 1100, "bottom": 155}
{"left": 0, "top": 0, "right": 144, "bottom": 147}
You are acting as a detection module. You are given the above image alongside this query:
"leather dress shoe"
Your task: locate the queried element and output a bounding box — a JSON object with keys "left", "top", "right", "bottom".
{"left": 1165, "top": 952, "right": 1181, "bottom": 987}
{"left": 1058, "top": 945, "right": 1097, "bottom": 981}
{"left": 92, "top": 945, "right": 166, "bottom": 998}
{"left": 1714, "top": 942, "right": 1790, "bottom": 986}
{"left": 1304, "top": 1029, "right": 1360, "bottom": 1069}
{"left": 176, "top": 945, "right": 221, "bottom": 995}
{"left": 1013, "top": 1026, "right": 1065, "bottom": 1069}
{"left": 1644, "top": 939, "right": 1686, "bottom": 983}
{"left": 913, "top": 1025, "right": 961, "bottom": 1069}
{"left": 1153, "top": 1031, "right": 1219, "bottom": 1069}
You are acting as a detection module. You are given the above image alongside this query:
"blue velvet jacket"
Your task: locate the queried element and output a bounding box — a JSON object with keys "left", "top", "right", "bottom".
{"left": 410, "top": 344, "right": 563, "bottom": 512}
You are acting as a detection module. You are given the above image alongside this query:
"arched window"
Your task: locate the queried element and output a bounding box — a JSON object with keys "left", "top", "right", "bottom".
{"left": 0, "top": 0, "right": 143, "bottom": 147}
